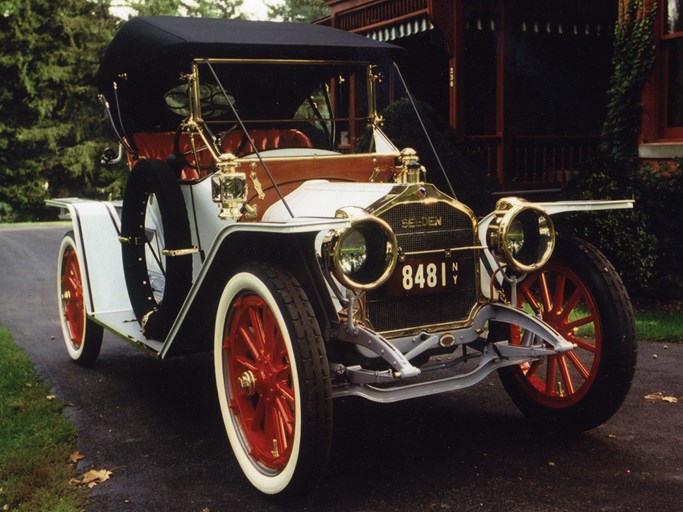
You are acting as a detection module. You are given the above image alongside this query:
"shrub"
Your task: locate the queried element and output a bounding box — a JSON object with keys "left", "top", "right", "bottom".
{"left": 0, "top": 202, "right": 16, "bottom": 223}
{"left": 378, "top": 97, "right": 497, "bottom": 215}
{"left": 558, "top": 165, "right": 658, "bottom": 291}
{"left": 633, "top": 162, "right": 683, "bottom": 287}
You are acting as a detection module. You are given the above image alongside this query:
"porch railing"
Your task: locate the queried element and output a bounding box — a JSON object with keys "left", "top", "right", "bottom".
{"left": 468, "top": 135, "right": 600, "bottom": 189}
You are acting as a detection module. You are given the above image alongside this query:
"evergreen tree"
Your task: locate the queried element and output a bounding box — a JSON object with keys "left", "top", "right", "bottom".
{"left": 0, "top": 0, "right": 248, "bottom": 221}
{"left": 268, "top": 0, "right": 328, "bottom": 23}
{"left": 125, "top": 0, "right": 183, "bottom": 16}
{"left": 0, "top": 0, "right": 123, "bottom": 220}
{"left": 126, "top": 0, "right": 244, "bottom": 18}
{"left": 191, "top": 0, "right": 244, "bottom": 18}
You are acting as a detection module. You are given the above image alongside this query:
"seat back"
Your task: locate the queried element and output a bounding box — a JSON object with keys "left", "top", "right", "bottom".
{"left": 129, "top": 129, "right": 313, "bottom": 180}
{"left": 221, "top": 129, "right": 313, "bottom": 155}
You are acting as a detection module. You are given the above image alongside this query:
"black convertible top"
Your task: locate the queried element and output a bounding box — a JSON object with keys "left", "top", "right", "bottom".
{"left": 96, "top": 16, "right": 401, "bottom": 92}
{"left": 96, "top": 16, "right": 401, "bottom": 132}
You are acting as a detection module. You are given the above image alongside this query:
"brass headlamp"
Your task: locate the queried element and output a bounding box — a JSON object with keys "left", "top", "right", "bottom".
{"left": 487, "top": 198, "right": 555, "bottom": 273}
{"left": 323, "top": 209, "right": 398, "bottom": 291}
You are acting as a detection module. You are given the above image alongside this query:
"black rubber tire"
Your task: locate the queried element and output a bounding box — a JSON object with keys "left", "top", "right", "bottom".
{"left": 498, "top": 235, "right": 637, "bottom": 432}
{"left": 58, "top": 231, "right": 104, "bottom": 366}
{"left": 120, "top": 159, "right": 193, "bottom": 340}
{"left": 214, "top": 262, "right": 332, "bottom": 497}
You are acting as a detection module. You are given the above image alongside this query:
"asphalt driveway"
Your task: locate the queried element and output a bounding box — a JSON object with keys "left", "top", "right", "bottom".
{"left": 1, "top": 223, "right": 681, "bottom": 512}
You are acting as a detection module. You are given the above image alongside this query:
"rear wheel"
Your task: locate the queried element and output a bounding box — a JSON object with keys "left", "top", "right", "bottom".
{"left": 498, "top": 236, "right": 637, "bottom": 431}
{"left": 214, "top": 263, "right": 332, "bottom": 496}
{"left": 57, "top": 232, "right": 103, "bottom": 365}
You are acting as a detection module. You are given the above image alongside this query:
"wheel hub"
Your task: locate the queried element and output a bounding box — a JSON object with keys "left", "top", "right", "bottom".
{"left": 237, "top": 370, "right": 256, "bottom": 396}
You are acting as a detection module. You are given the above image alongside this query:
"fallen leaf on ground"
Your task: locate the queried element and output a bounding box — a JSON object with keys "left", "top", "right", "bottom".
{"left": 644, "top": 392, "right": 678, "bottom": 404}
{"left": 70, "top": 469, "right": 112, "bottom": 488}
{"left": 69, "top": 451, "right": 85, "bottom": 463}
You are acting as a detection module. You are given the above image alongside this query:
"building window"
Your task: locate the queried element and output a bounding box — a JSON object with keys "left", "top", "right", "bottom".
{"left": 660, "top": 0, "right": 683, "bottom": 137}
{"left": 667, "top": 0, "right": 683, "bottom": 32}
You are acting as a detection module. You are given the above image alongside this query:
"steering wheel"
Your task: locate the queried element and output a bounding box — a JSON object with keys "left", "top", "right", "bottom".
{"left": 170, "top": 124, "right": 237, "bottom": 174}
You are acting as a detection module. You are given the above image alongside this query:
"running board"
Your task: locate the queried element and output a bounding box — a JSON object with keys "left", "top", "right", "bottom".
{"left": 91, "top": 309, "right": 163, "bottom": 357}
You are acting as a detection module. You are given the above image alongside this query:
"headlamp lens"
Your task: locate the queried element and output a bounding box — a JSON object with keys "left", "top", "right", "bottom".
{"left": 338, "top": 229, "right": 368, "bottom": 275}
{"left": 504, "top": 218, "right": 525, "bottom": 258}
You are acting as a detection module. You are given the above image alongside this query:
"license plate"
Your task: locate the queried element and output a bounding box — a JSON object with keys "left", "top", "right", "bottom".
{"left": 386, "top": 255, "right": 462, "bottom": 297}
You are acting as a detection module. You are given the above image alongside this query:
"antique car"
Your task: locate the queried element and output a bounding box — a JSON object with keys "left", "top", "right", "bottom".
{"left": 49, "top": 16, "right": 637, "bottom": 497}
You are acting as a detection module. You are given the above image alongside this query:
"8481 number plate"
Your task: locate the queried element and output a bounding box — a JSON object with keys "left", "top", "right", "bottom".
{"left": 386, "top": 256, "right": 461, "bottom": 297}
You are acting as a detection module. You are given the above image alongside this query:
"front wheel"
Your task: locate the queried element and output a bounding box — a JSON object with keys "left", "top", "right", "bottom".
{"left": 498, "top": 236, "right": 637, "bottom": 432}
{"left": 57, "top": 232, "right": 103, "bottom": 366}
{"left": 214, "top": 263, "right": 332, "bottom": 496}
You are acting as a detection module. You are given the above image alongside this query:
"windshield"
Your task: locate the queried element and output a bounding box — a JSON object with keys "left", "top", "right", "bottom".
{"left": 164, "top": 60, "right": 388, "bottom": 156}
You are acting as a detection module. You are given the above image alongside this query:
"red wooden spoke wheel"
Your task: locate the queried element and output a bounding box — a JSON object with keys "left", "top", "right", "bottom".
{"left": 214, "top": 263, "right": 331, "bottom": 496}
{"left": 61, "top": 246, "right": 86, "bottom": 347}
{"left": 57, "top": 232, "right": 103, "bottom": 365}
{"left": 226, "top": 294, "right": 296, "bottom": 470}
{"left": 511, "top": 261, "right": 601, "bottom": 408}
{"left": 498, "top": 236, "right": 637, "bottom": 432}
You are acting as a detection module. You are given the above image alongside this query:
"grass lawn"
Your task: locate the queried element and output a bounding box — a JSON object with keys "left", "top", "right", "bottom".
{"left": 0, "top": 326, "right": 83, "bottom": 512}
{"left": 579, "top": 308, "right": 683, "bottom": 342}
{"left": 634, "top": 308, "right": 683, "bottom": 342}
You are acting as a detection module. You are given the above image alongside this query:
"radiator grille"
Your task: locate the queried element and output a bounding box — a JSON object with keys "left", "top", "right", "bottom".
{"left": 366, "top": 200, "right": 479, "bottom": 333}
{"left": 380, "top": 201, "right": 475, "bottom": 251}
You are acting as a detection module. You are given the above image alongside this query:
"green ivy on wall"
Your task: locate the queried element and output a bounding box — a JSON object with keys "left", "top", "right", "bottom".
{"left": 601, "top": 0, "right": 657, "bottom": 178}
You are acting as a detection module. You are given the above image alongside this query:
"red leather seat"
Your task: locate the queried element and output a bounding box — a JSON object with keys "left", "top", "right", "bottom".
{"left": 221, "top": 129, "right": 313, "bottom": 155}
{"left": 130, "top": 129, "right": 313, "bottom": 180}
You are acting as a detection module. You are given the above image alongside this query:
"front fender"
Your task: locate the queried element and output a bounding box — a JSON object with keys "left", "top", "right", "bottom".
{"left": 478, "top": 198, "right": 634, "bottom": 300}
{"left": 160, "top": 219, "right": 347, "bottom": 358}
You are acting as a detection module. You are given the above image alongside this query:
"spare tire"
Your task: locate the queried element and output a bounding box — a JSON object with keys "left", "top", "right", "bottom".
{"left": 120, "top": 159, "right": 193, "bottom": 340}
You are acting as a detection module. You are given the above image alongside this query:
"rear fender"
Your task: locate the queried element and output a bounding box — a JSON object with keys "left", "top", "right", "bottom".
{"left": 46, "top": 198, "right": 129, "bottom": 316}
